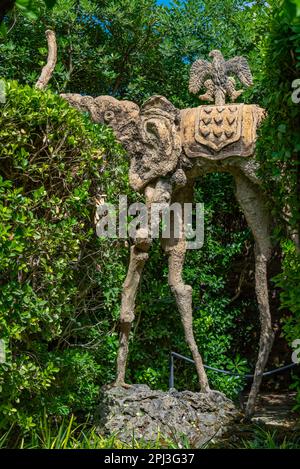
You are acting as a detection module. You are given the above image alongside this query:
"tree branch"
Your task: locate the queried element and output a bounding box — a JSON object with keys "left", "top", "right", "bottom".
{"left": 35, "top": 30, "right": 57, "bottom": 90}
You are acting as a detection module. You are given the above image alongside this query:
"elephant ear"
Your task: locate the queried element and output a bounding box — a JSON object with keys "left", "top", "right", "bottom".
{"left": 129, "top": 95, "right": 182, "bottom": 192}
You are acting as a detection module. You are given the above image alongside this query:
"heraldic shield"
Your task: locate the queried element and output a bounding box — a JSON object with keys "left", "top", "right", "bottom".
{"left": 195, "top": 105, "right": 242, "bottom": 151}
{"left": 181, "top": 103, "right": 261, "bottom": 160}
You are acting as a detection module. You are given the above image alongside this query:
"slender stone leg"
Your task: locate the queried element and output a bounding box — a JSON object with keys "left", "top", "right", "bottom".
{"left": 162, "top": 189, "right": 210, "bottom": 393}
{"left": 115, "top": 179, "right": 172, "bottom": 387}
{"left": 115, "top": 244, "right": 150, "bottom": 387}
{"left": 234, "top": 172, "right": 274, "bottom": 417}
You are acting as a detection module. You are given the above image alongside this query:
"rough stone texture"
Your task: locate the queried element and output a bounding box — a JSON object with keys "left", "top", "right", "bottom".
{"left": 96, "top": 385, "right": 239, "bottom": 447}
{"left": 181, "top": 104, "right": 265, "bottom": 160}
{"left": 61, "top": 93, "right": 181, "bottom": 192}
{"left": 188, "top": 50, "right": 253, "bottom": 106}
{"left": 61, "top": 93, "right": 265, "bottom": 185}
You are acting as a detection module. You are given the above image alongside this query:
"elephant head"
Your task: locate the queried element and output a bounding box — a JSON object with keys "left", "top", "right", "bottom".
{"left": 61, "top": 93, "right": 182, "bottom": 192}
{"left": 61, "top": 94, "right": 140, "bottom": 152}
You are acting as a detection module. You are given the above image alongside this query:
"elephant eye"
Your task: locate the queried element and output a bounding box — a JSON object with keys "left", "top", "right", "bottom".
{"left": 104, "top": 110, "right": 115, "bottom": 122}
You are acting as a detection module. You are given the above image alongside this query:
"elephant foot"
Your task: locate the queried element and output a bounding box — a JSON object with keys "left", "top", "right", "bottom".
{"left": 112, "top": 380, "right": 132, "bottom": 389}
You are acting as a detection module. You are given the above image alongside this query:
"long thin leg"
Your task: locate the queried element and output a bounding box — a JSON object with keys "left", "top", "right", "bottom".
{"left": 115, "top": 244, "right": 149, "bottom": 386}
{"left": 168, "top": 240, "right": 210, "bottom": 392}
{"left": 162, "top": 187, "right": 210, "bottom": 392}
{"left": 115, "top": 179, "right": 172, "bottom": 386}
{"left": 234, "top": 172, "right": 274, "bottom": 417}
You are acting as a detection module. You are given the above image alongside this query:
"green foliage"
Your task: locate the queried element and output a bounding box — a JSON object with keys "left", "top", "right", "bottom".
{"left": 0, "top": 0, "right": 269, "bottom": 104}
{"left": 0, "top": 80, "right": 130, "bottom": 431}
{"left": 0, "top": 413, "right": 198, "bottom": 449}
{"left": 273, "top": 241, "right": 300, "bottom": 410}
{"left": 274, "top": 241, "right": 300, "bottom": 321}
{"left": 0, "top": 1, "right": 57, "bottom": 36}
{"left": 252, "top": 0, "right": 300, "bottom": 407}
{"left": 239, "top": 425, "right": 300, "bottom": 449}
{"left": 1, "top": 0, "right": 300, "bottom": 445}
{"left": 1, "top": 417, "right": 299, "bottom": 449}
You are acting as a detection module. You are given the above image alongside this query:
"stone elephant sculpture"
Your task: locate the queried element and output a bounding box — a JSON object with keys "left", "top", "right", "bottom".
{"left": 62, "top": 91, "right": 273, "bottom": 418}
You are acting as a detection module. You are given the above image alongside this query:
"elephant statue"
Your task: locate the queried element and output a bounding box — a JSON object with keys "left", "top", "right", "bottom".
{"left": 61, "top": 52, "right": 274, "bottom": 418}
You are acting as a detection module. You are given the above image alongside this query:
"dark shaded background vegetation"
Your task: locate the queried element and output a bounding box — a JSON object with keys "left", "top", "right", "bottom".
{"left": 0, "top": 0, "right": 299, "bottom": 435}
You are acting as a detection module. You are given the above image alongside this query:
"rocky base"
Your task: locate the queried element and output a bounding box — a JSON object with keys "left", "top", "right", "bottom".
{"left": 96, "top": 384, "right": 239, "bottom": 447}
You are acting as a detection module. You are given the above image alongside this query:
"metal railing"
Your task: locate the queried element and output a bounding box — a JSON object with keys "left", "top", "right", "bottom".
{"left": 169, "top": 351, "right": 298, "bottom": 389}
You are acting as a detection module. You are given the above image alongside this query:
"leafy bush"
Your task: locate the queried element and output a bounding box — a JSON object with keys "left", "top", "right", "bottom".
{"left": 2, "top": 417, "right": 299, "bottom": 449}
{"left": 0, "top": 80, "right": 130, "bottom": 431}
{"left": 0, "top": 413, "right": 197, "bottom": 449}
{"left": 239, "top": 425, "right": 300, "bottom": 449}
{"left": 274, "top": 241, "right": 300, "bottom": 410}
{"left": 253, "top": 0, "right": 300, "bottom": 407}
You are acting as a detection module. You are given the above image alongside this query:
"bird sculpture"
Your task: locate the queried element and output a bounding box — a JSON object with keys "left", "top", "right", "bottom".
{"left": 189, "top": 50, "right": 253, "bottom": 106}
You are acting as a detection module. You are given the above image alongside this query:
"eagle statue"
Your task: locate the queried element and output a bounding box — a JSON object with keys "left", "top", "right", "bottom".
{"left": 189, "top": 50, "right": 253, "bottom": 106}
